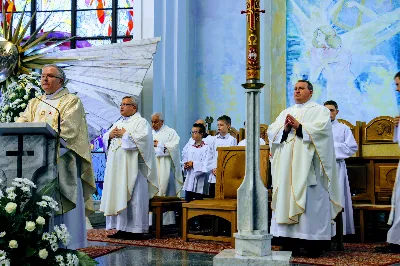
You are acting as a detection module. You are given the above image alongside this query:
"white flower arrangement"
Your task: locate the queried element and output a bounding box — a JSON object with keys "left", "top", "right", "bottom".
{"left": 0, "top": 178, "right": 97, "bottom": 265}
{"left": 0, "top": 72, "right": 43, "bottom": 123}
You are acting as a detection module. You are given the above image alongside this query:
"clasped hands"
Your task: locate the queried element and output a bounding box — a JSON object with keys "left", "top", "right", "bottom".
{"left": 154, "top": 140, "right": 167, "bottom": 153}
{"left": 110, "top": 127, "right": 126, "bottom": 139}
{"left": 184, "top": 161, "right": 193, "bottom": 169}
{"left": 284, "top": 114, "right": 300, "bottom": 132}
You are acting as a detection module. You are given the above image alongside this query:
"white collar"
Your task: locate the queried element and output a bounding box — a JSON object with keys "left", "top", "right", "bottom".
{"left": 293, "top": 100, "right": 314, "bottom": 108}
{"left": 154, "top": 124, "right": 166, "bottom": 133}
{"left": 45, "top": 87, "right": 64, "bottom": 100}
{"left": 217, "top": 134, "right": 229, "bottom": 139}
{"left": 122, "top": 112, "right": 140, "bottom": 121}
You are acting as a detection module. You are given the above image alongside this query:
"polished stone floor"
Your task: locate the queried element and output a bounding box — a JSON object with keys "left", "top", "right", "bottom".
{"left": 90, "top": 241, "right": 214, "bottom": 266}
{"left": 89, "top": 240, "right": 400, "bottom": 266}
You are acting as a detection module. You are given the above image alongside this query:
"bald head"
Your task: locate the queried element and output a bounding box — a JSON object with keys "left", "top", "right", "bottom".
{"left": 195, "top": 119, "right": 206, "bottom": 127}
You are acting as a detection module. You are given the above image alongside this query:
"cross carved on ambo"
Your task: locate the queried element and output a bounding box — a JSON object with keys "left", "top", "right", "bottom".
{"left": 6, "top": 135, "right": 35, "bottom": 179}
{"left": 241, "top": 0, "right": 265, "bottom": 32}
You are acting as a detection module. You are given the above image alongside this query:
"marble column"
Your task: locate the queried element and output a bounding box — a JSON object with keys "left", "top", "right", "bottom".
{"left": 214, "top": 1, "right": 290, "bottom": 264}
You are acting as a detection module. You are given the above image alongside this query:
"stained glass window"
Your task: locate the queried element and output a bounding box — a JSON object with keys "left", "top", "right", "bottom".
{"left": 1, "top": 0, "right": 134, "bottom": 45}
{"left": 117, "top": 37, "right": 132, "bottom": 43}
{"left": 77, "top": 38, "right": 112, "bottom": 48}
{"left": 36, "top": 11, "right": 71, "bottom": 33}
{"left": 2, "top": 0, "right": 30, "bottom": 12}
{"left": 36, "top": 0, "right": 70, "bottom": 11}
{"left": 0, "top": 12, "right": 32, "bottom": 38}
{"left": 118, "top": 0, "right": 134, "bottom": 8}
{"left": 77, "top": 0, "right": 112, "bottom": 10}
{"left": 117, "top": 9, "right": 133, "bottom": 37}
{"left": 91, "top": 152, "right": 106, "bottom": 200}
{"left": 77, "top": 10, "right": 112, "bottom": 37}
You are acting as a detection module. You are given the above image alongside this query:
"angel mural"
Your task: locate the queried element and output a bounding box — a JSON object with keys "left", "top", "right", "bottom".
{"left": 287, "top": 0, "right": 400, "bottom": 123}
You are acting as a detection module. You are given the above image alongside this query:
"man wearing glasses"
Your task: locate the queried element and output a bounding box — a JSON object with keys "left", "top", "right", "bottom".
{"left": 100, "top": 96, "right": 159, "bottom": 240}
{"left": 17, "top": 64, "right": 96, "bottom": 249}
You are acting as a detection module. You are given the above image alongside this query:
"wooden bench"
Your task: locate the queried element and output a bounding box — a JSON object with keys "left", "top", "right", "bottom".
{"left": 182, "top": 199, "right": 237, "bottom": 246}
{"left": 182, "top": 146, "right": 269, "bottom": 247}
{"left": 353, "top": 204, "right": 391, "bottom": 243}
{"left": 150, "top": 196, "right": 186, "bottom": 239}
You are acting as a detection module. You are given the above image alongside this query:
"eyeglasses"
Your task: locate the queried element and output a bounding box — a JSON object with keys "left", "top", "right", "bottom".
{"left": 41, "top": 74, "right": 62, "bottom": 79}
{"left": 120, "top": 103, "right": 134, "bottom": 107}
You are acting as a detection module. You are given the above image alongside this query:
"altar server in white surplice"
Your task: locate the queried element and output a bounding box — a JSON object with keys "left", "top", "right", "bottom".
{"left": 182, "top": 123, "right": 213, "bottom": 201}
{"left": 324, "top": 100, "right": 358, "bottom": 235}
{"left": 185, "top": 119, "right": 215, "bottom": 146}
{"left": 376, "top": 72, "right": 400, "bottom": 254}
{"left": 208, "top": 115, "right": 237, "bottom": 198}
{"left": 100, "top": 96, "right": 159, "bottom": 240}
{"left": 17, "top": 65, "right": 96, "bottom": 250}
{"left": 268, "top": 80, "right": 342, "bottom": 258}
{"left": 151, "top": 112, "right": 183, "bottom": 225}
{"left": 182, "top": 119, "right": 214, "bottom": 174}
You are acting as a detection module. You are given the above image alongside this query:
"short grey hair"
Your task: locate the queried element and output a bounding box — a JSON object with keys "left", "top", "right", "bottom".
{"left": 151, "top": 112, "right": 164, "bottom": 121}
{"left": 43, "top": 64, "right": 67, "bottom": 86}
{"left": 122, "top": 96, "right": 139, "bottom": 108}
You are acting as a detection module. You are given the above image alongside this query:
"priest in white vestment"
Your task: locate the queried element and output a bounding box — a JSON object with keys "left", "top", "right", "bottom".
{"left": 17, "top": 65, "right": 96, "bottom": 249}
{"left": 268, "top": 80, "right": 342, "bottom": 258}
{"left": 376, "top": 72, "right": 400, "bottom": 253}
{"left": 324, "top": 100, "right": 358, "bottom": 235}
{"left": 100, "top": 96, "right": 159, "bottom": 240}
{"left": 151, "top": 112, "right": 183, "bottom": 225}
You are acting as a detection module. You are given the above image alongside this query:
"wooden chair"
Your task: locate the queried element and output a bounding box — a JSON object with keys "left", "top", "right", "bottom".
{"left": 229, "top": 127, "right": 240, "bottom": 144}
{"left": 260, "top": 124, "right": 269, "bottom": 144}
{"left": 149, "top": 196, "right": 186, "bottom": 239}
{"left": 353, "top": 204, "right": 391, "bottom": 243}
{"left": 338, "top": 119, "right": 361, "bottom": 157}
{"left": 359, "top": 116, "right": 399, "bottom": 203}
{"left": 346, "top": 116, "right": 399, "bottom": 242}
{"left": 237, "top": 124, "right": 269, "bottom": 144}
{"left": 182, "top": 146, "right": 269, "bottom": 247}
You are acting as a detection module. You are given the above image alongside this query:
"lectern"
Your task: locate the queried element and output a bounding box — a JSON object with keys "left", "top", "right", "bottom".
{"left": 0, "top": 122, "right": 66, "bottom": 194}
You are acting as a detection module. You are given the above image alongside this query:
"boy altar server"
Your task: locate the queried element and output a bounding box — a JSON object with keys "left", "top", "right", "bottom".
{"left": 209, "top": 115, "right": 237, "bottom": 198}
{"left": 182, "top": 123, "right": 213, "bottom": 201}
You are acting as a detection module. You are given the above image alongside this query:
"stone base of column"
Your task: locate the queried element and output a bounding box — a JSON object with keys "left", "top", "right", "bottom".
{"left": 213, "top": 249, "right": 291, "bottom": 266}
{"left": 234, "top": 232, "right": 272, "bottom": 256}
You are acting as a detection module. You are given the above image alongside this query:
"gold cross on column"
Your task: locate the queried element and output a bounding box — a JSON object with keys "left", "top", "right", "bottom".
{"left": 241, "top": 0, "right": 265, "bottom": 32}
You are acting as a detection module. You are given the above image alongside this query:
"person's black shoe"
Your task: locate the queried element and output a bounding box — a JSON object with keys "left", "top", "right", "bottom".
{"left": 375, "top": 244, "right": 400, "bottom": 253}
{"left": 122, "top": 232, "right": 146, "bottom": 240}
{"left": 107, "top": 231, "right": 125, "bottom": 239}
{"left": 305, "top": 248, "right": 323, "bottom": 258}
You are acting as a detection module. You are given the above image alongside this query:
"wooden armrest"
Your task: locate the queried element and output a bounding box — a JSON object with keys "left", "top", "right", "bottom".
{"left": 353, "top": 204, "right": 392, "bottom": 211}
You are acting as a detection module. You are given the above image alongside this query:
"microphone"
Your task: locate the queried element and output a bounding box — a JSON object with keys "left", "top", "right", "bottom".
{"left": 29, "top": 88, "right": 65, "bottom": 224}
{"left": 29, "top": 89, "right": 61, "bottom": 137}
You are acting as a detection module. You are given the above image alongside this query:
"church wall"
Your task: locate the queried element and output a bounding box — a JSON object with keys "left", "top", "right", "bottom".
{"left": 153, "top": 0, "right": 197, "bottom": 151}
{"left": 191, "top": 0, "right": 267, "bottom": 130}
